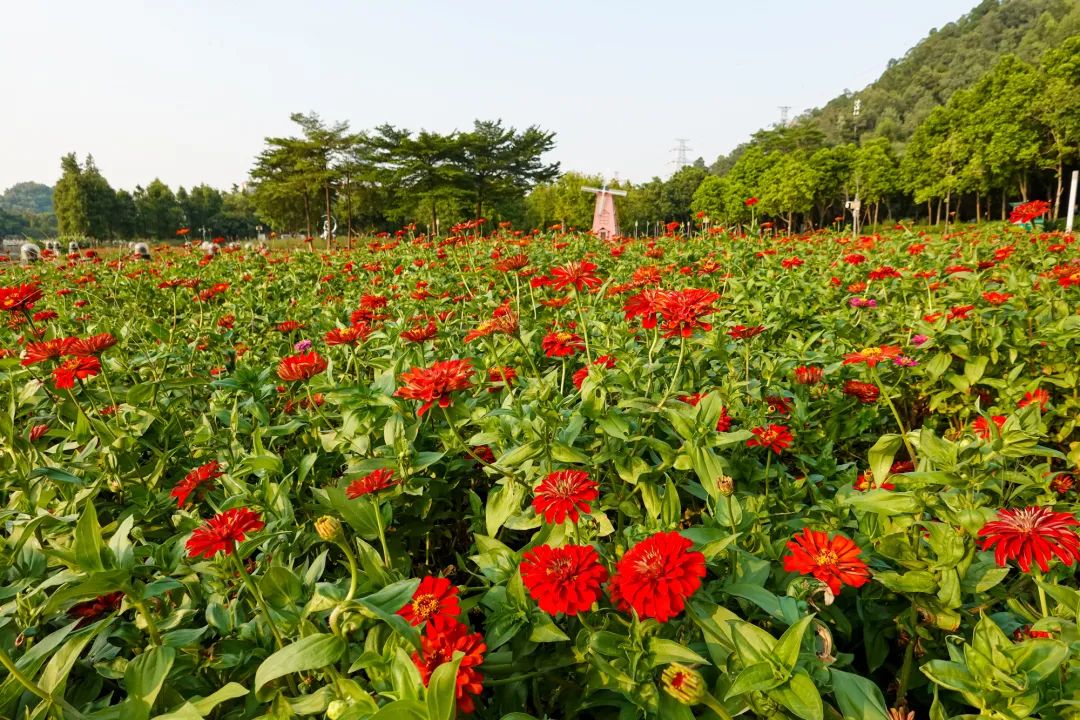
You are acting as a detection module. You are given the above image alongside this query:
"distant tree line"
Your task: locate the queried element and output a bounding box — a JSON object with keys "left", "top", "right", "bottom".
{"left": 0, "top": 182, "right": 56, "bottom": 238}
{"left": 248, "top": 113, "right": 559, "bottom": 237}
{"left": 684, "top": 38, "right": 1080, "bottom": 230}
{"left": 51, "top": 154, "right": 260, "bottom": 241}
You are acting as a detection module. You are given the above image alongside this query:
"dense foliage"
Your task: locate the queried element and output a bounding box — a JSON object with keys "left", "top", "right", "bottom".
{"left": 1, "top": 220, "right": 1078, "bottom": 719}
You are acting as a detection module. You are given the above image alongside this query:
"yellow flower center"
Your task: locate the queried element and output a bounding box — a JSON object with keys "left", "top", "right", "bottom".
{"left": 815, "top": 550, "right": 839, "bottom": 567}
{"left": 412, "top": 593, "right": 439, "bottom": 622}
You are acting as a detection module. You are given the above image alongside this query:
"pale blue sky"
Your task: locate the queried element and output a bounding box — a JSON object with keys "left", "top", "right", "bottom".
{"left": 1, "top": 0, "right": 978, "bottom": 191}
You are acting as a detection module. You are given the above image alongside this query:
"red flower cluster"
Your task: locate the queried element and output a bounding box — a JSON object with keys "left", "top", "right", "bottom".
{"left": 746, "top": 424, "right": 793, "bottom": 454}
{"left": 549, "top": 261, "right": 602, "bottom": 292}
{"left": 532, "top": 470, "right": 598, "bottom": 524}
{"left": 541, "top": 331, "right": 584, "bottom": 357}
{"left": 1009, "top": 200, "right": 1051, "bottom": 224}
{"left": 186, "top": 507, "right": 265, "bottom": 558}
{"left": 609, "top": 531, "right": 705, "bottom": 622}
{"left": 520, "top": 544, "right": 608, "bottom": 615}
{"left": 843, "top": 380, "right": 880, "bottom": 404}
{"left": 843, "top": 345, "right": 902, "bottom": 367}
{"left": 411, "top": 616, "right": 486, "bottom": 714}
{"left": 979, "top": 507, "right": 1080, "bottom": 573}
{"left": 783, "top": 528, "right": 870, "bottom": 595}
{"left": 398, "top": 576, "right": 460, "bottom": 626}
{"left": 171, "top": 460, "right": 223, "bottom": 506}
{"left": 395, "top": 358, "right": 474, "bottom": 416}
{"left": 277, "top": 352, "right": 328, "bottom": 382}
{"left": 0, "top": 283, "right": 43, "bottom": 312}
{"left": 346, "top": 468, "right": 398, "bottom": 499}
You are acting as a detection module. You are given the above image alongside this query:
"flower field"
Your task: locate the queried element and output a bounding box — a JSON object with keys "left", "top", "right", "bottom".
{"left": 1, "top": 221, "right": 1079, "bottom": 720}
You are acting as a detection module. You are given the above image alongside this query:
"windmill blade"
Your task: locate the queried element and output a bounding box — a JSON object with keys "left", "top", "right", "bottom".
{"left": 606, "top": 189, "right": 628, "bottom": 197}
{"left": 581, "top": 186, "right": 602, "bottom": 193}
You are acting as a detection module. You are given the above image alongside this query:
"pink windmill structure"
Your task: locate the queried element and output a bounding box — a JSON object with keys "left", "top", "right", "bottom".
{"left": 582, "top": 181, "right": 627, "bottom": 240}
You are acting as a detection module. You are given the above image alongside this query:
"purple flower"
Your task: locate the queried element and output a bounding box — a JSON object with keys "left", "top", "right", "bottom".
{"left": 911, "top": 334, "right": 929, "bottom": 347}
{"left": 849, "top": 297, "right": 878, "bottom": 309}
{"left": 893, "top": 356, "right": 918, "bottom": 367}
{"left": 294, "top": 339, "right": 313, "bottom": 352}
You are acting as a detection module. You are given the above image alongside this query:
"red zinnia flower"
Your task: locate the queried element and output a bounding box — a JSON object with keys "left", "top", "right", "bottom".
{"left": 29, "top": 423, "right": 49, "bottom": 441}
{"left": 396, "top": 358, "right": 474, "bottom": 416}
{"left": 68, "top": 333, "right": 117, "bottom": 357}
{"left": 411, "top": 617, "right": 485, "bottom": 714}
{"left": 21, "top": 337, "right": 75, "bottom": 366}
{"left": 53, "top": 356, "right": 101, "bottom": 389}
{"left": 982, "top": 292, "right": 1013, "bottom": 306}
{"left": 728, "top": 325, "right": 765, "bottom": 340}
{"left": 746, "top": 424, "right": 793, "bottom": 454}
{"left": 520, "top": 544, "right": 609, "bottom": 616}
{"left": 550, "top": 261, "right": 602, "bottom": 292}
{"left": 32, "top": 310, "right": 57, "bottom": 321}
{"left": 487, "top": 366, "right": 517, "bottom": 393}
{"left": 1009, "top": 200, "right": 1051, "bottom": 224}
{"left": 1018, "top": 389, "right": 1049, "bottom": 411}
{"left": 573, "top": 354, "right": 616, "bottom": 390}
{"left": 654, "top": 288, "right": 720, "bottom": 338}
{"left": 783, "top": 528, "right": 870, "bottom": 596}
{"left": 978, "top": 507, "right": 1080, "bottom": 573}
{"left": 276, "top": 320, "right": 303, "bottom": 333}
{"left": 843, "top": 345, "right": 902, "bottom": 367}
{"left": 843, "top": 380, "right": 880, "bottom": 404}
{"left": 744, "top": 197, "right": 758, "bottom": 207}
{"left": 972, "top": 415, "right": 1007, "bottom": 440}
{"left": 401, "top": 321, "right": 437, "bottom": 344}
{"left": 794, "top": 365, "right": 823, "bottom": 385}
{"left": 277, "top": 352, "right": 328, "bottom": 382}
{"left": 398, "top": 576, "right": 461, "bottom": 626}
{"left": 609, "top": 531, "right": 705, "bottom": 622}
{"left": 532, "top": 469, "right": 598, "bottom": 524}
{"left": 623, "top": 289, "right": 662, "bottom": 329}
{"left": 0, "top": 284, "right": 43, "bottom": 312}
{"left": 541, "top": 331, "right": 584, "bottom": 358}
{"left": 185, "top": 507, "right": 265, "bottom": 558}
{"left": 171, "top": 460, "right": 223, "bottom": 506}
{"left": 346, "top": 468, "right": 398, "bottom": 498}
{"left": 68, "top": 592, "right": 124, "bottom": 628}
{"left": 325, "top": 325, "right": 368, "bottom": 346}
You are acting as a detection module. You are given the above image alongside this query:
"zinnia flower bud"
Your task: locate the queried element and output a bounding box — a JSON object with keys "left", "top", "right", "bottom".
{"left": 314, "top": 515, "right": 343, "bottom": 542}
{"left": 661, "top": 663, "right": 706, "bottom": 705}
{"left": 717, "top": 475, "right": 734, "bottom": 497}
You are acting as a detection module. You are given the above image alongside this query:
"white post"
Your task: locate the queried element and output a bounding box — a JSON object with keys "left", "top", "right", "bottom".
{"left": 1066, "top": 169, "right": 1078, "bottom": 234}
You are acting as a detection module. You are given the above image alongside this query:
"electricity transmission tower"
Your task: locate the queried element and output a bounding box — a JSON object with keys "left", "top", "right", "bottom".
{"left": 670, "top": 139, "right": 691, "bottom": 170}
{"left": 778, "top": 106, "right": 791, "bottom": 127}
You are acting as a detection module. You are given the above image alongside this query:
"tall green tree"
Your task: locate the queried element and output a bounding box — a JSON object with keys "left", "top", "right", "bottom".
{"left": 54, "top": 153, "right": 89, "bottom": 237}
{"left": 135, "top": 179, "right": 182, "bottom": 239}
{"left": 458, "top": 120, "right": 558, "bottom": 219}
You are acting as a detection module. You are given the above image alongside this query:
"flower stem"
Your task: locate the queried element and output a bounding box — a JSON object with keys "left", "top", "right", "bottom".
{"left": 131, "top": 598, "right": 163, "bottom": 646}
{"left": 230, "top": 550, "right": 286, "bottom": 650}
{"left": 0, "top": 646, "right": 88, "bottom": 720}
{"left": 335, "top": 539, "right": 361, "bottom": 601}
{"left": 871, "top": 366, "right": 918, "bottom": 465}
{"left": 370, "top": 503, "right": 391, "bottom": 569}
{"left": 439, "top": 406, "right": 528, "bottom": 490}
{"left": 573, "top": 289, "right": 593, "bottom": 363}
{"left": 656, "top": 338, "right": 687, "bottom": 411}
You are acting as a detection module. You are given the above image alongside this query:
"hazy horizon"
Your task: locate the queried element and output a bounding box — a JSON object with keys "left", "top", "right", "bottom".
{"left": 1, "top": 0, "right": 978, "bottom": 191}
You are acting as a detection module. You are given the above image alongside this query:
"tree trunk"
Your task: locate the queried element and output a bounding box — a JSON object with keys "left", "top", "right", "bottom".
{"left": 975, "top": 193, "right": 981, "bottom": 223}
{"left": 927, "top": 200, "right": 932, "bottom": 224}
{"left": 1001, "top": 188, "right": 1006, "bottom": 221}
{"left": 345, "top": 182, "right": 353, "bottom": 249}
{"left": 873, "top": 202, "right": 880, "bottom": 228}
{"left": 304, "top": 195, "right": 311, "bottom": 239}
{"left": 1053, "top": 160, "right": 1064, "bottom": 219}
{"left": 1019, "top": 176, "right": 1029, "bottom": 202}
{"left": 324, "top": 182, "right": 333, "bottom": 250}
{"left": 944, "top": 192, "right": 951, "bottom": 233}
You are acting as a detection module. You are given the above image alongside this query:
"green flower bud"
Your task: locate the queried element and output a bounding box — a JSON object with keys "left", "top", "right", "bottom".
{"left": 314, "top": 515, "right": 343, "bottom": 542}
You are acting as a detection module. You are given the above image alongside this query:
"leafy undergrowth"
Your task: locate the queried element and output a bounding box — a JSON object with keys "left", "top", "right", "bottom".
{"left": 1, "top": 223, "right": 1079, "bottom": 720}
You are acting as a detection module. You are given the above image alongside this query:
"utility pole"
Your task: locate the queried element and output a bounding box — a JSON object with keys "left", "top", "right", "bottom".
{"left": 1067, "top": 170, "right": 1078, "bottom": 234}
{"left": 851, "top": 99, "right": 861, "bottom": 241}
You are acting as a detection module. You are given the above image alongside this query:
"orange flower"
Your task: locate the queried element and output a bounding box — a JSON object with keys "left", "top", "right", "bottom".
{"left": 783, "top": 528, "right": 870, "bottom": 595}
{"left": 276, "top": 352, "right": 328, "bottom": 382}
{"left": 395, "top": 359, "right": 474, "bottom": 416}
{"left": 842, "top": 345, "right": 902, "bottom": 368}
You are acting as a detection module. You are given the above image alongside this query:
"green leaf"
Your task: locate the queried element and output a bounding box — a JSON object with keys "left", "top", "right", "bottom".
{"left": 74, "top": 501, "right": 106, "bottom": 572}
{"left": 726, "top": 662, "right": 781, "bottom": 698}
{"left": 829, "top": 669, "right": 890, "bottom": 720}
{"left": 259, "top": 566, "right": 303, "bottom": 608}
{"left": 426, "top": 652, "right": 463, "bottom": 720}
{"left": 725, "top": 584, "right": 801, "bottom": 625}
{"left": 773, "top": 614, "right": 815, "bottom": 673}
{"left": 771, "top": 670, "right": 823, "bottom": 720}
{"left": 151, "top": 683, "right": 248, "bottom": 720}
{"left": 123, "top": 646, "right": 177, "bottom": 720}
{"left": 843, "top": 490, "right": 922, "bottom": 516}
{"left": 356, "top": 579, "right": 422, "bottom": 651}
{"left": 370, "top": 700, "right": 427, "bottom": 720}
{"left": 528, "top": 614, "right": 570, "bottom": 643}
{"left": 254, "top": 634, "right": 345, "bottom": 696}
{"left": 873, "top": 570, "right": 937, "bottom": 594}
{"left": 485, "top": 481, "right": 524, "bottom": 537}
{"left": 647, "top": 638, "right": 708, "bottom": 668}
{"left": 867, "top": 434, "right": 901, "bottom": 490}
